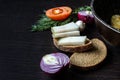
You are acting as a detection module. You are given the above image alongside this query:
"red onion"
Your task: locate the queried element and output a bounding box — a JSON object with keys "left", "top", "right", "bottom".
{"left": 78, "top": 11, "right": 94, "bottom": 24}
{"left": 40, "top": 52, "right": 69, "bottom": 74}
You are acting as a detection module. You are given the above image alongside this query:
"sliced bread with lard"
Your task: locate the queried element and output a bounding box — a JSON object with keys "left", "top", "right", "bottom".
{"left": 53, "top": 36, "right": 93, "bottom": 53}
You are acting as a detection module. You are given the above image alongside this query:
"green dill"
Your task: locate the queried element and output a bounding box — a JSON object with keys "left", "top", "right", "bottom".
{"left": 31, "top": 6, "right": 91, "bottom": 32}
{"left": 73, "top": 6, "right": 91, "bottom": 14}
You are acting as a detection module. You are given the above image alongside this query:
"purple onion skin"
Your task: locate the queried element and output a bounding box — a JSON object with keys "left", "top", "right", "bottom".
{"left": 40, "top": 52, "right": 70, "bottom": 74}
{"left": 78, "top": 11, "right": 94, "bottom": 24}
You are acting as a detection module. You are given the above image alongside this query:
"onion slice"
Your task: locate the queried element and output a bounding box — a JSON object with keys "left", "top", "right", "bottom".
{"left": 78, "top": 11, "right": 94, "bottom": 24}
{"left": 40, "top": 52, "right": 69, "bottom": 74}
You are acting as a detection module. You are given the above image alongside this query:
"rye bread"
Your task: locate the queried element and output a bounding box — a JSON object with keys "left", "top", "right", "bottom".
{"left": 53, "top": 38, "right": 93, "bottom": 53}
{"left": 70, "top": 38, "right": 107, "bottom": 69}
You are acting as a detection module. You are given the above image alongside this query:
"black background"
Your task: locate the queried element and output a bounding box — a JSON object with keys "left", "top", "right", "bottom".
{"left": 0, "top": 0, "right": 120, "bottom": 80}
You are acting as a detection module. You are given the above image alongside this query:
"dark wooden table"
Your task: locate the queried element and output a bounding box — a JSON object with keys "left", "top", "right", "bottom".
{"left": 0, "top": 0, "right": 120, "bottom": 80}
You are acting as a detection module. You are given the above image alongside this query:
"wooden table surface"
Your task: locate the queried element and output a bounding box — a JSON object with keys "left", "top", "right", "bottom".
{"left": 0, "top": 0, "right": 120, "bottom": 80}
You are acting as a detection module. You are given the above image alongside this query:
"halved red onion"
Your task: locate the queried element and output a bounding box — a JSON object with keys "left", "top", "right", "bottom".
{"left": 78, "top": 11, "right": 94, "bottom": 24}
{"left": 40, "top": 52, "right": 69, "bottom": 74}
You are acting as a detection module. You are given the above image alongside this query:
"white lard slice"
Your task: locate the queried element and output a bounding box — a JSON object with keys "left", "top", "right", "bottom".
{"left": 58, "top": 36, "right": 87, "bottom": 46}
{"left": 51, "top": 22, "right": 79, "bottom": 33}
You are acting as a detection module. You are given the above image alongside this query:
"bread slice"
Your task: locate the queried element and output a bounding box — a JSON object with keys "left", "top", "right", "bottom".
{"left": 70, "top": 38, "right": 107, "bottom": 69}
{"left": 53, "top": 38, "right": 93, "bottom": 53}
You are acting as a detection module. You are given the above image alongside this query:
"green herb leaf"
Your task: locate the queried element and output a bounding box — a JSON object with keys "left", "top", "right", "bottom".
{"left": 31, "top": 15, "right": 78, "bottom": 32}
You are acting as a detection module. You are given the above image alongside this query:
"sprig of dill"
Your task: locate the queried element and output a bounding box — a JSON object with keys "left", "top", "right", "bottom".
{"left": 31, "top": 6, "right": 91, "bottom": 32}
